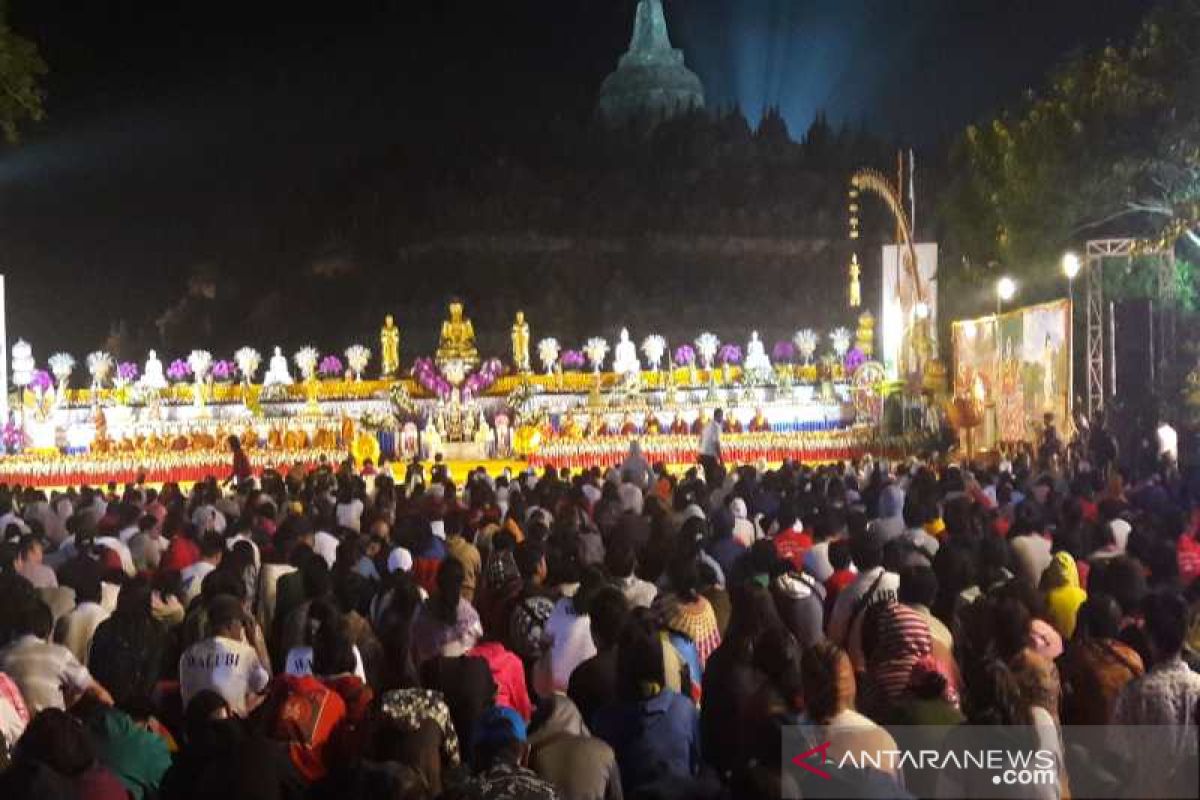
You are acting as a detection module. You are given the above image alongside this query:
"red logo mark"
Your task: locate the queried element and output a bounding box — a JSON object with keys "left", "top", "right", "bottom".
{"left": 792, "top": 740, "right": 833, "bottom": 780}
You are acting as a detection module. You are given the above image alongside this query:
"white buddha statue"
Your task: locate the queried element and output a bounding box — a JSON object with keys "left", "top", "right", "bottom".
{"left": 263, "top": 346, "right": 293, "bottom": 386}
{"left": 612, "top": 328, "right": 640, "bottom": 376}
{"left": 141, "top": 350, "right": 167, "bottom": 389}
{"left": 745, "top": 331, "right": 771, "bottom": 374}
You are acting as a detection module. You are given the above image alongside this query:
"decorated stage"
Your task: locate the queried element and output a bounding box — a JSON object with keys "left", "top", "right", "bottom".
{"left": 0, "top": 301, "right": 915, "bottom": 487}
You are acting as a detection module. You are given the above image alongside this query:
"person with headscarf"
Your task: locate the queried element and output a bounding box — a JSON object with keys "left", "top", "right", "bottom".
{"left": 1041, "top": 551, "right": 1087, "bottom": 640}
{"left": 373, "top": 687, "right": 461, "bottom": 795}
{"left": 88, "top": 577, "right": 169, "bottom": 710}
{"left": 729, "top": 497, "right": 757, "bottom": 548}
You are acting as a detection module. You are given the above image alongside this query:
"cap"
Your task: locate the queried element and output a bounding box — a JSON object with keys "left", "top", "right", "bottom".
{"left": 472, "top": 705, "right": 527, "bottom": 750}
{"left": 387, "top": 546, "right": 413, "bottom": 573}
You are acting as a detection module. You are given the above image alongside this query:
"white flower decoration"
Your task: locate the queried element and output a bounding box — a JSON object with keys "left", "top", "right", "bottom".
{"left": 345, "top": 344, "right": 371, "bottom": 379}
{"left": 86, "top": 351, "right": 114, "bottom": 385}
{"left": 830, "top": 327, "right": 852, "bottom": 358}
{"left": 793, "top": 329, "right": 818, "bottom": 363}
{"left": 640, "top": 334, "right": 667, "bottom": 371}
{"left": 234, "top": 347, "right": 262, "bottom": 382}
{"left": 695, "top": 332, "right": 720, "bottom": 369}
{"left": 537, "top": 338, "right": 560, "bottom": 374}
{"left": 584, "top": 337, "right": 609, "bottom": 372}
{"left": 187, "top": 350, "right": 213, "bottom": 379}
{"left": 48, "top": 353, "right": 75, "bottom": 383}
{"left": 294, "top": 346, "right": 320, "bottom": 379}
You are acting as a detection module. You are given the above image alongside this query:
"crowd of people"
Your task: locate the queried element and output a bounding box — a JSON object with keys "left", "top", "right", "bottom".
{"left": 0, "top": 419, "right": 1197, "bottom": 799}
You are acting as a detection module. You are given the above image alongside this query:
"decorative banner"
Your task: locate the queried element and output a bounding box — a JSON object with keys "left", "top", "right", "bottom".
{"left": 952, "top": 298, "right": 1071, "bottom": 443}
{"left": 881, "top": 243, "right": 938, "bottom": 379}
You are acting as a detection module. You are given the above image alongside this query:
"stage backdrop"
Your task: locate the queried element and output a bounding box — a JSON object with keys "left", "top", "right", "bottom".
{"left": 951, "top": 299, "right": 1071, "bottom": 443}
{"left": 881, "top": 243, "right": 938, "bottom": 380}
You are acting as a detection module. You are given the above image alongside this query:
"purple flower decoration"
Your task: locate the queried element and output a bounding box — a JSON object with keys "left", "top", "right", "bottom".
{"left": 717, "top": 343, "right": 743, "bottom": 366}
{"left": 772, "top": 340, "right": 796, "bottom": 364}
{"left": 673, "top": 344, "right": 696, "bottom": 366}
{"left": 411, "top": 357, "right": 452, "bottom": 400}
{"left": 167, "top": 359, "right": 192, "bottom": 382}
{"left": 211, "top": 360, "right": 236, "bottom": 381}
{"left": 560, "top": 350, "right": 586, "bottom": 371}
{"left": 2, "top": 419, "right": 23, "bottom": 452}
{"left": 29, "top": 370, "right": 52, "bottom": 392}
{"left": 844, "top": 347, "right": 866, "bottom": 373}
{"left": 318, "top": 355, "right": 344, "bottom": 378}
{"left": 116, "top": 362, "right": 139, "bottom": 383}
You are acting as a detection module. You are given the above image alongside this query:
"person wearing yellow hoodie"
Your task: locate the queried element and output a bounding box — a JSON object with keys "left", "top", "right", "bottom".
{"left": 1042, "top": 551, "right": 1087, "bottom": 639}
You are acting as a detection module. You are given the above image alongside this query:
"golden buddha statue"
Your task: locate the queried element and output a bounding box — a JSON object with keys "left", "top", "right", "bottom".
{"left": 435, "top": 300, "right": 480, "bottom": 377}
{"left": 511, "top": 310, "right": 531, "bottom": 373}
{"left": 380, "top": 314, "right": 400, "bottom": 377}
{"left": 849, "top": 252, "right": 862, "bottom": 308}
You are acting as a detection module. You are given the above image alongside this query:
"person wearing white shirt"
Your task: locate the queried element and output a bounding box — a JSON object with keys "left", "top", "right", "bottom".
{"left": 1156, "top": 419, "right": 1178, "bottom": 464}
{"left": 179, "top": 595, "right": 269, "bottom": 717}
{"left": 826, "top": 527, "right": 899, "bottom": 670}
{"left": 313, "top": 529, "right": 340, "bottom": 568}
{"left": 181, "top": 533, "right": 225, "bottom": 605}
{"left": 52, "top": 580, "right": 110, "bottom": 666}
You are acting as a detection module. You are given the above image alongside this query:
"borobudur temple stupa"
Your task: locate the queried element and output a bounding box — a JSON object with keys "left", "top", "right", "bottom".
{"left": 597, "top": 0, "right": 705, "bottom": 126}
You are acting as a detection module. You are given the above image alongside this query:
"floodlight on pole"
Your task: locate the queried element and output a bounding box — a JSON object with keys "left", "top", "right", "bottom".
{"left": 1062, "top": 252, "right": 1081, "bottom": 281}
{"left": 996, "top": 277, "right": 1017, "bottom": 303}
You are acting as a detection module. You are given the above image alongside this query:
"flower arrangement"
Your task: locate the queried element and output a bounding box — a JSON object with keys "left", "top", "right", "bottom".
{"left": 793, "top": 329, "right": 818, "bottom": 364}
{"left": 294, "top": 346, "right": 320, "bottom": 380}
{"left": 641, "top": 334, "right": 667, "bottom": 371}
{"left": 86, "top": 351, "right": 114, "bottom": 387}
{"left": 345, "top": 345, "right": 371, "bottom": 380}
{"left": 211, "top": 360, "right": 236, "bottom": 382}
{"left": 772, "top": 340, "right": 796, "bottom": 364}
{"left": 412, "top": 357, "right": 452, "bottom": 399}
{"left": 830, "top": 327, "right": 852, "bottom": 359}
{"left": 584, "top": 337, "right": 609, "bottom": 372}
{"left": 115, "top": 362, "right": 139, "bottom": 387}
{"left": 673, "top": 344, "right": 696, "bottom": 366}
{"left": 844, "top": 347, "right": 866, "bottom": 374}
{"left": 717, "top": 343, "right": 743, "bottom": 366}
{"left": 318, "top": 354, "right": 344, "bottom": 379}
{"left": 167, "top": 359, "right": 192, "bottom": 383}
{"left": 537, "top": 338, "right": 560, "bottom": 374}
{"left": 187, "top": 350, "right": 212, "bottom": 380}
{"left": 560, "top": 349, "right": 586, "bottom": 372}
{"left": 234, "top": 347, "right": 261, "bottom": 383}
{"left": 48, "top": 353, "right": 75, "bottom": 387}
{"left": 463, "top": 358, "right": 503, "bottom": 400}
{"left": 29, "top": 369, "right": 52, "bottom": 393}
{"left": 2, "top": 418, "right": 23, "bottom": 453}
{"left": 695, "top": 332, "right": 720, "bottom": 369}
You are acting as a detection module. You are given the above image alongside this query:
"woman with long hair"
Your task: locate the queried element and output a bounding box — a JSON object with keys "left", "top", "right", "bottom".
{"left": 88, "top": 577, "right": 169, "bottom": 710}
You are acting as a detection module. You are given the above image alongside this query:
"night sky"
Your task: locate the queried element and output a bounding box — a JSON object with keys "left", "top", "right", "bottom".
{"left": 0, "top": 0, "right": 1156, "bottom": 355}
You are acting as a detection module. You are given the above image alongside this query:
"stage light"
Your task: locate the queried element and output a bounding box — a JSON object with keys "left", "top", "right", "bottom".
{"left": 1061, "top": 252, "right": 1081, "bottom": 280}
{"left": 996, "top": 276, "right": 1016, "bottom": 303}
{"left": 914, "top": 301, "right": 930, "bottom": 320}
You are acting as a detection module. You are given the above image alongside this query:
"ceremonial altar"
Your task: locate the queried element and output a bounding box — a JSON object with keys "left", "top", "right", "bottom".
{"left": 0, "top": 299, "right": 914, "bottom": 486}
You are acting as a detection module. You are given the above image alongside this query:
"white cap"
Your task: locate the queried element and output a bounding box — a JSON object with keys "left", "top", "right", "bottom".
{"left": 387, "top": 546, "right": 413, "bottom": 573}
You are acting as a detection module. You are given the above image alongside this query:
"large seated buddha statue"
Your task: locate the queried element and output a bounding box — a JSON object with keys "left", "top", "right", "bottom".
{"left": 435, "top": 299, "right": 480, "bottom": 380}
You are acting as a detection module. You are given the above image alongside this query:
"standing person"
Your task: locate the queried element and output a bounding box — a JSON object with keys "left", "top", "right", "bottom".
{"left": 826, "top": 525, "right": 899, "bottom": 670}
{"left": 1112, "top": 590, "right": 1200, "bottom": 797}
{"left": 698, "top": 409, "right": 724, "bottom": 488}
{"left": 225, "top": 435, "right": 253, "bottom": 489}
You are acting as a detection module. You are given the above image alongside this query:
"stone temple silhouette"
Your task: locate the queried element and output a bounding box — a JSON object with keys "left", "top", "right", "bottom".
{"left": 597, "top": 0, "right": 706, "bottom": 125}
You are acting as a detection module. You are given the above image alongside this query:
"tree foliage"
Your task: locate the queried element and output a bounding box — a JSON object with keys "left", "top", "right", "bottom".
{"left": 0, "top": 3, "right": 43, "bottom": 143}
{"left": 939, "top": 0, "right": 1200, "bottom": 288}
